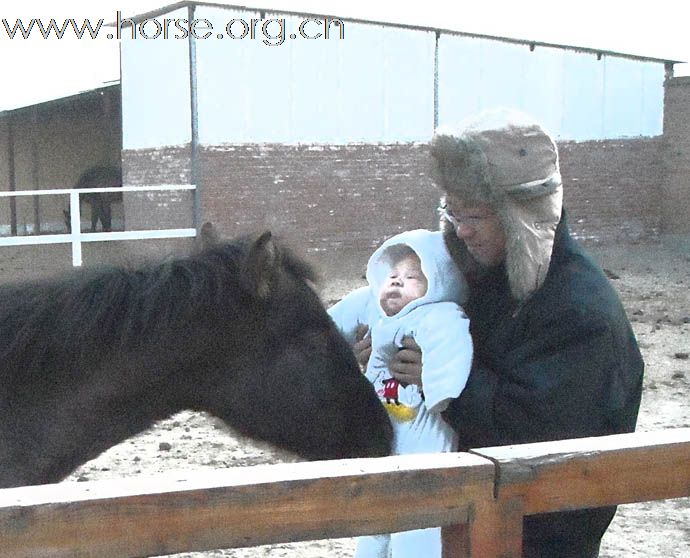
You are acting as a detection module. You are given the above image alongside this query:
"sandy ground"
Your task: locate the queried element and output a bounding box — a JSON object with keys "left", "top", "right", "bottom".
{"left": 1, "top": 237, "right": 688, "bottom": 557}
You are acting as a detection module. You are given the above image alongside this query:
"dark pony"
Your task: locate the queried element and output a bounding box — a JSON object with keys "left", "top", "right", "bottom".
{"left": 0, "top": 229, "right": 392, "bottom": 488}
{"left": 64, "top": 165, "right": 123, "bottom": 232}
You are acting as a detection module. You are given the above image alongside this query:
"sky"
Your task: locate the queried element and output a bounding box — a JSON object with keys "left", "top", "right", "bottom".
{"left": 1, "top": 0, "right": 689, "bottom": 110}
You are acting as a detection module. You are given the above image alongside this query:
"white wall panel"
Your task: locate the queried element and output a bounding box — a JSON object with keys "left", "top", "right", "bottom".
{"left": 195, "top": 6, "right": 435, "bottom": 144}
{"left": 121, "top": 7, "right": 192, "bottom": 149}
{"left": 119, "top": 6, "right": 665, "bottom": 147}
{"left": 602, "top": 57, "right": 664, "bottom": 138}
{"left": 437, "top": 36, "right": 483, "bottom": 118}
{"left": 561, "top": 50, "right": 605, "bottom": 140}
{"left": 438, "top": 34, "right": 663, "bottom": 140}
{"left": 521, "top": 46, "right": 565, "bottom": 137}
{"left": 603, "top": 56, "right": 644, "bottom": 137}
{"left": 438, "top": 37, "right": 547, "bottom": 129}
{"left": 641, "top": 62, "right": 665, "bottom": 135}
{"left": 474, "top": 41, "right": 532, "bottom": 112}
{"left": 194, "top": 6, "right": 268, "bottom": 144}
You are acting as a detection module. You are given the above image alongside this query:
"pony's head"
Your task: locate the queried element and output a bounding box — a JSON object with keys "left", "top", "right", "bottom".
{"left": 75, "top": 165, "right": 122, "bottom": 202}
{"left": 186, "top": 228, "right": 393, "bottom": 460}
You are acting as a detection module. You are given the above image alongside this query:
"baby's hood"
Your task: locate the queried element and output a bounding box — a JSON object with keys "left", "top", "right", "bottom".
{"left": 367, "top": 229, "right": 468, "bottom": 318}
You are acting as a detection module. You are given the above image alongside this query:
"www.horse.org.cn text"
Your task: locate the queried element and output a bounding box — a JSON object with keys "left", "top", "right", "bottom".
{"left": 1, "top": 13, "right": 346, "bottom": 46}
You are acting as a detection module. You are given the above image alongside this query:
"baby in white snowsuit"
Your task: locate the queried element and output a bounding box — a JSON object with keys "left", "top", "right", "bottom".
{"left": 328, "top": 229, "right": 473, "bottom": 558}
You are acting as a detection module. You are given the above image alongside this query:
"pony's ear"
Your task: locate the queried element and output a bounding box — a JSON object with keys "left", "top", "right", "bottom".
{"left": 197, "top": 222, "right": 220, "bottom": 250}
{"left": 243, "top": 231, "right": 277, "bottom": 299}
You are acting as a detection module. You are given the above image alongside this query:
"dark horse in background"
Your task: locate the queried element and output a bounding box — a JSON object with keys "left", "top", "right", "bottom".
{"left": 0, "top": 228, "right": 392, "bottom": 488}
{"left": 64, "top": 165, "right": 123, "bottom": 233}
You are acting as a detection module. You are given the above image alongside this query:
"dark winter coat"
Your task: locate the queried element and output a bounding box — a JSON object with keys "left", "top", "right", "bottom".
{"left": 442, "top": 213, "right": 644, "bottom": 557}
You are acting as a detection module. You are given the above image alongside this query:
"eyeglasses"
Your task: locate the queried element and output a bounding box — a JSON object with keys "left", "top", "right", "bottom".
{"left": 437, "top": 204, "right": 496, "bottom": 230}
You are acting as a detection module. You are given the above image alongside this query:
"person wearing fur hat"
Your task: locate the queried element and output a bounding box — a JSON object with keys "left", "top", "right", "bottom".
{"left": 329, "top": 228, "right": 473, "bottom": 558}
{"left": 363, "top": 109, "right": 644, "bottom": 557}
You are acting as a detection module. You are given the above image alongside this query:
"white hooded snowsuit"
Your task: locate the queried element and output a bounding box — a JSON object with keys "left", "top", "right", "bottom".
{"left": 328, "top": 229, "right": 473, "bottom": 558}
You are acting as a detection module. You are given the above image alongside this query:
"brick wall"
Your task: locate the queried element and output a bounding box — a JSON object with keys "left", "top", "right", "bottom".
{"left": 120, "top": 75, "right": 690, "bottom": 269}
{"left": 199, "top": 144, "right": 441, "bottom": 277}
{"left": 558, "top": 138, "right": 665, "bottom": 242}
{"left": 663, "top": 76, "right": 690, "bottom": 234}
{"left": 120, "top": 144, "right": 195, "bottom": 259}
{"left": 121, "top": 137, "right": 669, "bottom": 274}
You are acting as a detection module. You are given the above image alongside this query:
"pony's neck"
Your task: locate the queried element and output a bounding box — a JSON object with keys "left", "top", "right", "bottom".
{"left": 0, "top": 385, "right": 181, "bottom": 488}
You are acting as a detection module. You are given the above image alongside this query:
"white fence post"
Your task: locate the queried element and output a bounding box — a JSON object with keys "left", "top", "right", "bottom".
{"left": 69, "top": 190, "right": 82, "bottom": 266}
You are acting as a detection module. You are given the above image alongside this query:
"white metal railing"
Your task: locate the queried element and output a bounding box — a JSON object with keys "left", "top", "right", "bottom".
{"left": 0, "top": 185, "right": 197, "bottom": 266}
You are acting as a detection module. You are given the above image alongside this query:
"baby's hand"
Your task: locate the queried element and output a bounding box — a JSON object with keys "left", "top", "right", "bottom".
{"left": 353, "top": 325, "right": 371, "bottom": 370}
{"left": 390, "top": 336, "right": 423, "bottom": 388}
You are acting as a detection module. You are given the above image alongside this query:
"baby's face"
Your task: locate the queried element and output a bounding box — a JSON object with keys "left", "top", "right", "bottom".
{"left": 379, "top": 254, "right": 428, "bottom": 316}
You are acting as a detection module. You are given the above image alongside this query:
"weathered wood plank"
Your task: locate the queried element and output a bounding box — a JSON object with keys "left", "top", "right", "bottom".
{"left": 4, "top": 430, "right": 690, "bottom": 558}
{"left": 0, "top": 453, "right": 495, "bottom": 558}
{"left": 472, "top": 428, "right": 690, "bottom": 515}
{"left": 442, "top": 497, "right": 523, "bottom": 558}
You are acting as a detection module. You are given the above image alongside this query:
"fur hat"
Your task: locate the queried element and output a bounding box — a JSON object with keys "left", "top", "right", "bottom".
{"left": 430, "top": 109, "right": 563, "bottom": 301}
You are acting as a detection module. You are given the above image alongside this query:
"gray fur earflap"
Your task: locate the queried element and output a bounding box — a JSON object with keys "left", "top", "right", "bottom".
{"left": 430, "top": 129, "right": 493, "bottom": 205}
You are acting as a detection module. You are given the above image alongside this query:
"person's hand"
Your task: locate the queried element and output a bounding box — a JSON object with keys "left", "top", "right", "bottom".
{"left": 390, "top": 336, "right": 423, "bottom": 388}
{"left": 353, "top": 325, "right": 371, "bottom": 370}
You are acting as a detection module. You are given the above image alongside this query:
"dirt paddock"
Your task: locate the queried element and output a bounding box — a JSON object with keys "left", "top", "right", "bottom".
{"left": 1, "top": 236, "right": 688, "bottom": 557}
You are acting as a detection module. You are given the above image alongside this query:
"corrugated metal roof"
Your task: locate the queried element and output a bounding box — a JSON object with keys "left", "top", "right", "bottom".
{"left": 117, "top": 0, "right": 684, "bottom": 65}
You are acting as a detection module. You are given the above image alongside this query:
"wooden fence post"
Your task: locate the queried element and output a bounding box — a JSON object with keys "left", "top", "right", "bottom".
{"left": 442, "top": 497, "right": 523, "bottom": 558}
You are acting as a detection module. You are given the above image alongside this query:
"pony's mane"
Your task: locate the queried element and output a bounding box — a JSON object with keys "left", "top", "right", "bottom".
{"left": 0, "top": 237, "right": 318, "bottom": 385}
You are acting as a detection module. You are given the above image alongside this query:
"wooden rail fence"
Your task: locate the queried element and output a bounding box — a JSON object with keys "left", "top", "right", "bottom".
{"left": 0, "top": 428, "right": 689, "bottom": 557}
